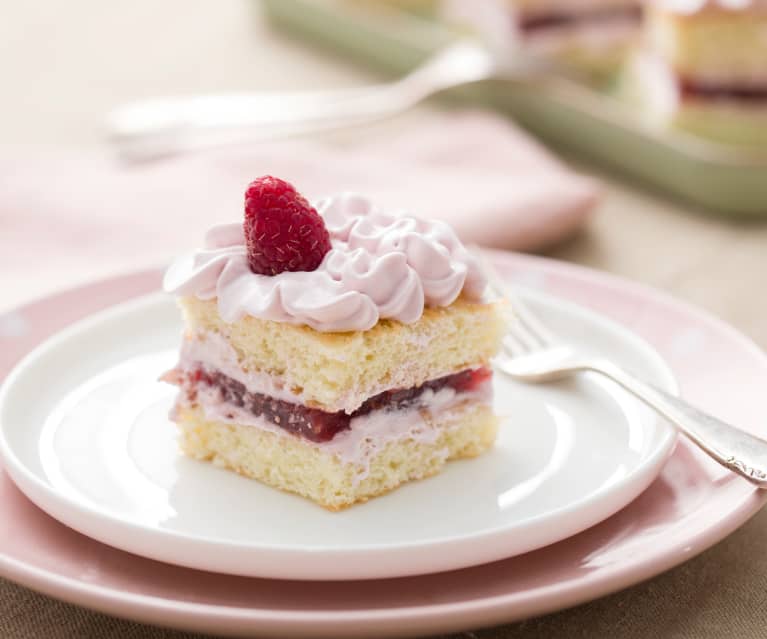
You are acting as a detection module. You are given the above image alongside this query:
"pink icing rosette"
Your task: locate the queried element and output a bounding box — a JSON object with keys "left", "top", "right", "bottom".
{"left": 164, "top": 193, "right": 486, "bottom": 332}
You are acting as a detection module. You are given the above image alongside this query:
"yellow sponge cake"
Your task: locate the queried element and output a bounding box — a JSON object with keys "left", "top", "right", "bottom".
{"left": 162, "top": 176, "right": 504, "bottom": 510}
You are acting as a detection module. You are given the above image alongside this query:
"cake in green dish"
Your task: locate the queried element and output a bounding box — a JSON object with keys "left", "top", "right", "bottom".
{"left": 444, "top": 0, "right": 642, "bottom": 83}
{"left": 624, "top": 0, "right": 767, "bottom": 147}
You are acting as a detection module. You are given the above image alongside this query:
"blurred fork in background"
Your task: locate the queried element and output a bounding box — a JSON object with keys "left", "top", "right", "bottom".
{"left": 107, "top": 40, "right": 568, "bottom": 162}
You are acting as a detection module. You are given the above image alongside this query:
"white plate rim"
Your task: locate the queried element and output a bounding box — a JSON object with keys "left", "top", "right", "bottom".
{"left": 0, "top": 288, "right": 677, "bottom": 580}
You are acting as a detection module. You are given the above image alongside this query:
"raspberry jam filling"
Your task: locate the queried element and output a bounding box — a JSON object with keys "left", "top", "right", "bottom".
{"left": 183, "top": 367, "right": 492, "bottom": 443}
{"left": 519, "top": 6, "right": 641, "bottom": 33}
{"left": 678, "top": 78, "right": 767, "bottom": 103}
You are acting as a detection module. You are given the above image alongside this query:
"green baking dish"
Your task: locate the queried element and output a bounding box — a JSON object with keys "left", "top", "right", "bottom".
{"left": 262, "top": 0, "right": 767, "bottom": 216}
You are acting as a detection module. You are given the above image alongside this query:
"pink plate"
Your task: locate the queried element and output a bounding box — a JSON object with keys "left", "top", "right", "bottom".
{"left": 1, "top": 251, "right": 766, "bottom": 638}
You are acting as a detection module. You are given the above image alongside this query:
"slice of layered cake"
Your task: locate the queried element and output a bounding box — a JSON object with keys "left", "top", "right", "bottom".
{"left": 626, "top": 0, "right": 767, "bottom": 145}
{"left": 445, "top": 0, "right": 643, "bottom": 81}
{"left": 162, "top": 176, "right": 504, "bottom": 510}
{"left": 513, "top": 0, "right": 643, "bottom": 78}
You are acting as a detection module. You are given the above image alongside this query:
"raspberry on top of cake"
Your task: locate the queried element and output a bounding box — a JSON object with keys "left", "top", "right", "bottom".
{"left": 162, "top": 176, "right": 504, "bottom": 510}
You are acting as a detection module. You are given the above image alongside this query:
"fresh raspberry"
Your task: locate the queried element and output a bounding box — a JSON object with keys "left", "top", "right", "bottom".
{"left": 243, "top": 176, "right": 331, "bottom": 276}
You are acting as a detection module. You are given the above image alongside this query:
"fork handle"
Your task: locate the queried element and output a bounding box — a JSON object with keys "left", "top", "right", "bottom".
{"left": 593, "top": 360, "right": 767, "bottom": 486}
{"left": 108, "top": 87, "right": 404, "bottom": 139}
{"left": 107, "top": 88, "right": 410, "bottom": 161}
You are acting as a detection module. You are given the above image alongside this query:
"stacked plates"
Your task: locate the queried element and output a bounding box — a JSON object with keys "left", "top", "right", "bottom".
{"left": 1, "top": 252, "right": 765, "bottom": 637}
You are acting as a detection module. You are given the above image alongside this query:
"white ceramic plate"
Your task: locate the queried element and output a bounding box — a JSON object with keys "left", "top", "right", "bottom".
{"left": 0, "top": 290, "right": 676, "bottom": 581}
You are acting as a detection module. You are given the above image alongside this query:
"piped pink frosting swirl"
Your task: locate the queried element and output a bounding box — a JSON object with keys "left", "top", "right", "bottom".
{"left": 163, "top": 193, "right": 487, "bottom": 332}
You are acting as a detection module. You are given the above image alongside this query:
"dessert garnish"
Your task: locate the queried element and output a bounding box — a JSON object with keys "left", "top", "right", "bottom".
{"left": 243, "top": 175, "right": 331, "bottom": 276}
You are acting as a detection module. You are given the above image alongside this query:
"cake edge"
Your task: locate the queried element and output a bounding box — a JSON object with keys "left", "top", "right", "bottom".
{"left": 175, "top": 401, "right": 499, "bottom": 511}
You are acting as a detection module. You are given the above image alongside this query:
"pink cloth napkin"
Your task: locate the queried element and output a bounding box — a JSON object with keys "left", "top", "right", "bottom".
{"left": 1, "top": 111, "right": 599, "bottom": 308}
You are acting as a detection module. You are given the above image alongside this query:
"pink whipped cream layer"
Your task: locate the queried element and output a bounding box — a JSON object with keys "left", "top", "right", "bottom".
{"left": 182, "top": 380, "right": 491, "bottom": 483}
{"left": 163, "top": 193, "right": 487, "bottom": 332}
{"left": 175, "top": 331, "right": 309, "bottom": 407}
{"left": 176, "top": 331, "right": 450, "bottom": 414}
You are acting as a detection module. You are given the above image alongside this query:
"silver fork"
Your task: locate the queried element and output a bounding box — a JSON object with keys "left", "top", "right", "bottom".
{"left": 477, "top": 253, "right": 767, "bottom": 487}
{"left": 107, "top": 40, "right": 576, "bottom": 162}
{"left": 107, "top": 41, "right": 498, "bottom": 162}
